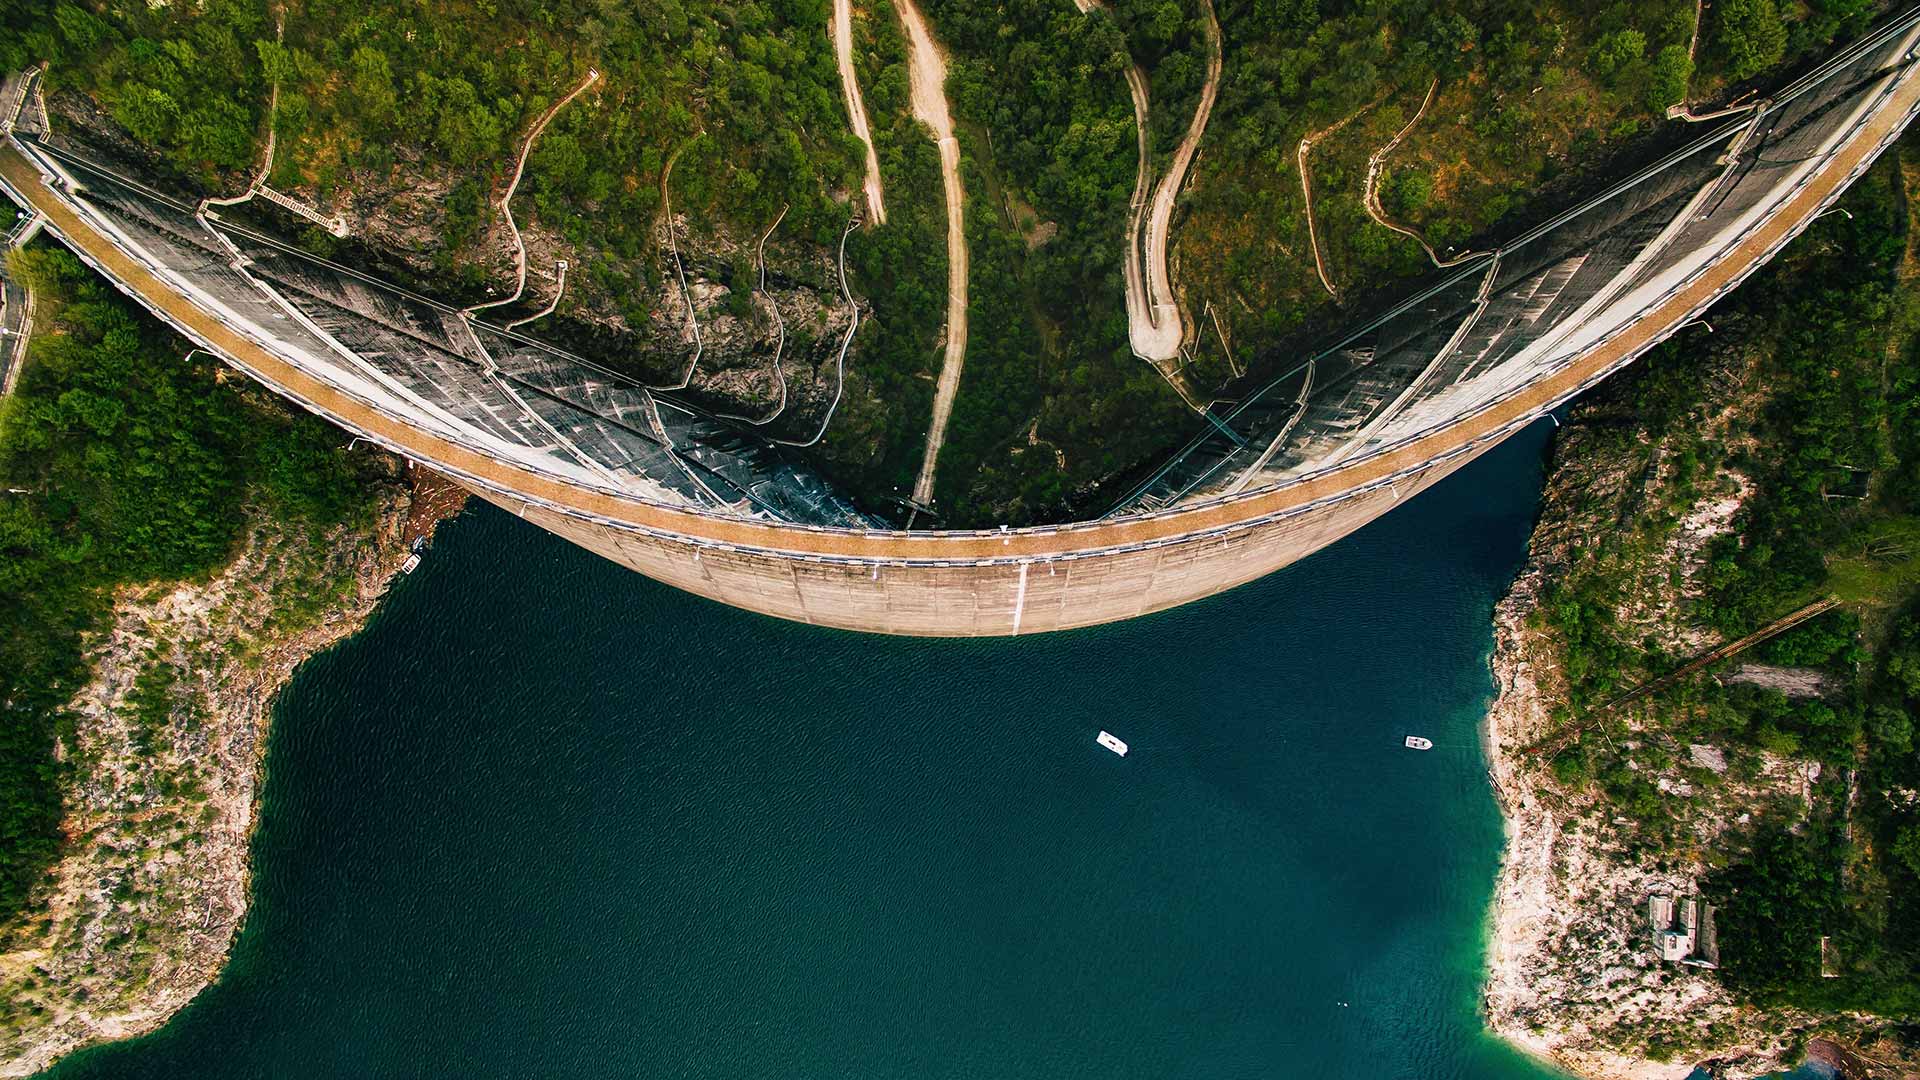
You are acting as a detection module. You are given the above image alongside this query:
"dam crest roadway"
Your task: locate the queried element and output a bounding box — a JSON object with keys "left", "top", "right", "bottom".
{"left": 4, "top": 8, "right": 1920, "bottom": 636}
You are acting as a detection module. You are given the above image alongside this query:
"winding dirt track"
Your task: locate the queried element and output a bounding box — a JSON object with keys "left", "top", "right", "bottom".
{"left": 896, "top": 0, "right": 969, "bottom": 507}
{"left": 466, "top": 68, "right": 600, "bottom": 316}
{"left": 1068, "top": 1, "right": 1155, "bottom": 352}
{"left": 832, "top": 0, "right": 888, "bottom": 225}
{"left": 1296, "top": 103, "right": 1371, "bottom": 297}
{"left": 200, "top": 16, "right": 345, "bottom": 237}
{"left": 1359, "top": 80, "right": 1480, "bottom": 268}
{"left": 1120, "top": 0, "right": 1223, "bottom": 364}
{"left": 201, "top": 15, "right": 280, "bottom": 213}
{"left": 650, "top": 137, "right": 703, "bottom": 391}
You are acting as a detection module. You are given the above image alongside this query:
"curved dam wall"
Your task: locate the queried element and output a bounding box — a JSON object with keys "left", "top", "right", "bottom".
{"left": 4, "top": 14, "right": 1920, "bottom": 636}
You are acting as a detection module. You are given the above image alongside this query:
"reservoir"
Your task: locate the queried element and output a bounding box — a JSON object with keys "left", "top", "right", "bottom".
{"left": 46, "top": 426, "right": 1566, "bottom": 1080}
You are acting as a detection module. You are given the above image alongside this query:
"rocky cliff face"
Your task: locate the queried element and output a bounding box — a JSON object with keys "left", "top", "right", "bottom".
{"left": 311, "top": 149, "right": 864, "bottom": 441}
{"left": 1483, "top": 562, "right": 1822, "bottom": 1080}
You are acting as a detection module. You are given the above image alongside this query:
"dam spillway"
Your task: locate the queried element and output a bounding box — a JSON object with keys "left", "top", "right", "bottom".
{"left": 4, "top": 12, "right": 1920, "bottom": 636}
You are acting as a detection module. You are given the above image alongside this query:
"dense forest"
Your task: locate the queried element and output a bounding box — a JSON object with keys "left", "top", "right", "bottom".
{"left": 0, "top": 244, "right": 383, "bottom": 920}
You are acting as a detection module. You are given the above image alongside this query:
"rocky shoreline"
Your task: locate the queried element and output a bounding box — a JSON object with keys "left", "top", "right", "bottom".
{"left": 0, "top": 468, "right": 462, "bottom": 1078}
{"left": 1478, "top": 459, "right": 1902, "bottom": 1079}
{"left": 1482, "top": 563, "right": 1802, "bottom": 1080}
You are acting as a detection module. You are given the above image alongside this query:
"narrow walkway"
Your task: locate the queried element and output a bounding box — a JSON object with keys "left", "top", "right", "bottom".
{"left": 1073, "top": 0, "right": 1163, "bottom": 364}
{"left": 1668, "top": 0, "right": 1767, "bottom": 124}
{"left": 649, "top": 136, "right": 704, "bottom": 391}
{"left": 896, "top": 0, "right": 968, "bottom": 506}
{"left": 833, "top": 0, "right": 888, "bottom": 225}
{"left": 714, "top": 206, "right": 791, "bottom": 425}
{"left": 504, "top": 258, "right": 567, "bottom": 329}
{"left": 0, "top": 268, "right": 31, "bottom": 398}
{"left": 1524, "top": 596, "right": 1845, "bottom": 756}
{"left": 0, "top": 69, "right": 36, "bottom": 134}
{"left": 1297, "top": 103, "right": 1372, "bottom": 297}
{"left": 198, "top": 17, "right": 349, "bottom": 236}
{"left": 772, "top": 215, "right": 862, "bottom": 448}
{"left": 465, "top": 68, "right": 600, "bottom": 316}
{"left": 1, "top": 135, "right": 41, "bottom": 398}
{"left": 1359, "top": 80, "right": 1481, "bottom": 269}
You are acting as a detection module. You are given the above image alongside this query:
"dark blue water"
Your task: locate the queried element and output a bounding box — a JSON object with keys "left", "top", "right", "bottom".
{"left": 47, "top": 425, "right": 1570, "bottom": 1080}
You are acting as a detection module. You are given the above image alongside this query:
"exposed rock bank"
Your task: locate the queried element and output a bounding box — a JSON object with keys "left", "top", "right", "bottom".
{"left": 1483, "top": 563, "right": 1813, "bottom": 1080}
{"left": 1478, "top": 389, "right": 1912, "bottom": 1078}
{"left": 0, "top": 468, "right": 461, "bottom": 1077}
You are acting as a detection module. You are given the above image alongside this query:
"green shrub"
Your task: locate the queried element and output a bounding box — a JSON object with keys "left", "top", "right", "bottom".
{"left": 1716, "top": 0, "right": 1788, "bottom": 80}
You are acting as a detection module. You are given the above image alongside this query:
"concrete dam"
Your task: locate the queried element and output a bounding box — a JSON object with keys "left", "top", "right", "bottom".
{"left": 5, "top": 12, "right": 1920, "bottom": 636}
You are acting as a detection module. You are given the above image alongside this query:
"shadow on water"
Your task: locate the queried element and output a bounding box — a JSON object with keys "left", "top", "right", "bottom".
{"left": 48, "top": 422, "right": 1575, "bottom": 1080}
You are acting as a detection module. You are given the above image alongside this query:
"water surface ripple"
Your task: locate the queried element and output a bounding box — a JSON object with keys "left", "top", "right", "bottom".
{"left": 48, "top": 427, "right": 1568, "bottom": 1080}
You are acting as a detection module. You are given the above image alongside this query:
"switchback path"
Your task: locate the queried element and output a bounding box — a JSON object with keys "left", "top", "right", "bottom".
{"left": 1133, "top": 0, "right": 1222, "bottom": 365}
{"left": 771, "top": 215, "right": 861, "bottom": 449}
{"left": 649, "top": 136, "right": 704, "bottom": 391}
{"left": 714, "top": 205, "right": 791, "bottom": 425}
{"left": 1360, "top": 80, "right": 1482, "bottom": 268}
{"left": 1072, "top": 0, "right": 1169, "bottom": 368}
{"left": 1297, "top": 103, "right": 1373, "bottom": 296}
{"left": 200, "top": 16, "right": 348, "bottom": 237}
{"left": 504, "top": 259, "right": 567, "bottom": 330}
{"left": 466, "top": 68, "right": 600, "bottom": 316}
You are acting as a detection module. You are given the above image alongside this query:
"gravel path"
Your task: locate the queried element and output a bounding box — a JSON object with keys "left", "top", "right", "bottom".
{"left": 833, "top": 0, "right": 888, "bottom": 225}
{"left": 466, "top": 69, "right": 599, "bottom": 316}
{"left": 897, "top": 0, "right": 969, "bottom": 507}
{"left": 1130, "top": 0, "right": 1221, "bottom": 363}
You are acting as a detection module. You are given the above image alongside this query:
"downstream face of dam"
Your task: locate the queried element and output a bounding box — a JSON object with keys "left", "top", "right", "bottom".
{"left": 4, "top": 11, "right": 1920, "bottom": 635}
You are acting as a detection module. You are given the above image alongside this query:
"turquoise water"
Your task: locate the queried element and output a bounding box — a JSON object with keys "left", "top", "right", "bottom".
{"left": 47, "top": 426, "right": 1570, "bottom": 1080}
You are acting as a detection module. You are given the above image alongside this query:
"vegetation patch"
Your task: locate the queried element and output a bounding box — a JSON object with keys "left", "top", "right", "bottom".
{"left": 0, "top": 245, "right": 386, "bottom": 923}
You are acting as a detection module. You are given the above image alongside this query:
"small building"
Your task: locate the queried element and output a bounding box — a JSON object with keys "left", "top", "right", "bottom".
{"left": 1648, "top": 893, "right": 1719, "bottom": 968}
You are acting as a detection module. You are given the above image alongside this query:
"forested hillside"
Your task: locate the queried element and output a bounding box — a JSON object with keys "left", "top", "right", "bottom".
{"left": 0, "top": 0, "right": 1895, "bottom": 526}
{"left": 0, "top": 243, "right": 387, "bottom": 922}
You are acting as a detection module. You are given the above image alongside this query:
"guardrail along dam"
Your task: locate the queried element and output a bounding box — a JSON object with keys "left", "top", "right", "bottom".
{"left": 5, "top": 12, "right": 1920, "bottom": 636}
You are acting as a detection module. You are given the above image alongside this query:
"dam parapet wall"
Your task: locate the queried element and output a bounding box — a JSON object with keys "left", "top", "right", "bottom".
{"left": 4, "top": 11, "right": 1919, "bottom": 634}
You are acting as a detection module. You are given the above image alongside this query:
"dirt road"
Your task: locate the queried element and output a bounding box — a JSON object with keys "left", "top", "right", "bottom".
{"left": 1070, "top": 2, "right": 1169, "bottom": 360}
{"left": 896, "top": 0, "right": 969, "bottom": 506}
{"left": 833, "top": 0, "right": 888, "bottom": 225}
{"left": 1121, "top": 0, "right": 1213, "bottom": 365}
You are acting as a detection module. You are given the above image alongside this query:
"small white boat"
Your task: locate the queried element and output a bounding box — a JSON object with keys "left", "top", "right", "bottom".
{"left": 1404, "top": 735, "right": 1433, "bottom": 751}
{"left": 1096, "top": 730, "right": 1129, "bottom": 756}
{"left": 400, "top": 552, "right": 422, "bottom": 575}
